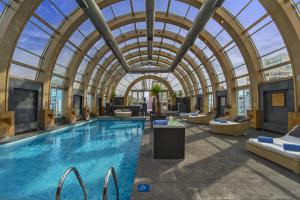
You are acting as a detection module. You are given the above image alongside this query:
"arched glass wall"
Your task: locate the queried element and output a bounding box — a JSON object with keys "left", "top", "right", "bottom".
{"left": 3, "top": 0, "right": 296, "bottom": 117}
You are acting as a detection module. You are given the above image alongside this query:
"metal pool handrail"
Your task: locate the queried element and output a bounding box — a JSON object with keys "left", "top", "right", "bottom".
{"left": 56, "top": 167, "right": 88, "bottom": 200}
{"left": 102, "top": 167, "right": 120, "bottom": 200}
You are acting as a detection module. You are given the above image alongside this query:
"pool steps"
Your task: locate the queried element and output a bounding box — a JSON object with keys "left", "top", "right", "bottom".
{"left": 55, "top": 166, "right": 120, "bottom": 200}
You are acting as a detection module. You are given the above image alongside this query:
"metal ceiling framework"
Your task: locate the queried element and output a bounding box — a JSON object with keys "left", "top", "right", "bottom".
{"left": 0, "top": 0, "right": 298, "bottom": 113}
{"left": 169, "top": 0, "right": 225, "bottom": 71}
{"left": 146, "top": 0, "right": 155, "bottom": 60}
{"left": 76, "top": 0, "right": 130, "bottom": 72}
{"left": 39, "top": 2, "right": 256, "bottom": 103}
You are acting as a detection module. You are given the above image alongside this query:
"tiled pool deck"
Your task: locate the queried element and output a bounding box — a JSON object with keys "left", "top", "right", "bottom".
{"left": 132, "top": 120, "right": 300, "bottom": 200}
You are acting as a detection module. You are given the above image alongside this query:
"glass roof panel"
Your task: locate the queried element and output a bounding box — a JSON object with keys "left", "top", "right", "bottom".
{"left": 156, "top": 0, "right": 169, "bottom": 12}
{"left": 132, "top": 0, "right": 145, "bottom": 12}
{"left": 101, "top": 6, "right": 114, "bottom": 21}
{"left": 78, "top": 57, "right": 90, "bottom": 74}
{"left": 35, "top": 0, "right": 65, "bottom": 29}
{"left": 10, "top": 64, "right": 37, "bottom": 80}
{"left": 56, "top": 43, "right": 76, "bottom": 67}
{"left": 226, "top": 45, "right": 245, "bottom": 68}
{"left": 53, "top": 64, "right": 67, "bottom": 76}
{"left": 234, "top": 64, "right": 248, "bottom": 77}
{"left": 205, "top": 19, "right": 222, "bottom": 37}
{"left": 236, "top": 0, "right": 266, "bottom": 29}
{"left": 0, "top": 2, "right": 6, "bottom": 17}
{"left": 169, "top": 0, "right": 190, "bottom": 18}
{"left": 186, "top": 6, "right": 198, "bottom": 21}
{"left": 13, "top": 48, "right": 40, "bottom": 68}
{"left": 16, "top": 20, "right": 52, "bottom": 56}
{"left": 111, "top": 0, "right": 131, "bottom": 18}
{"left": 69, "top": 30, "right": 85, "bottom": 47}
{"left": 120, "top": 23, "right": 136, "bottom": 33}
{"left": 136, "top": 22, "right": 146, "bottom": 29}
{"left": 51, "top": 0, "right": 78, "bottom": 16}
{"left": 78, "top": 19, "right": 95, "bottom": 36}
{"left": 222, "top": 0, "right": 250, "bottom": 16}
{"left": 251, "top": 22, "right": 286, "bottom": 56}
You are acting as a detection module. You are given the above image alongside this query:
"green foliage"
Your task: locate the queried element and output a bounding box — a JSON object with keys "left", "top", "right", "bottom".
{"left": 111, "top": 90, "right": 116, "bottom": 98}
{"left": 151, "top": 84, "right": 161, "bottom": 96}
{"left": 178, "top": 90, "right": 183, "bottom": 98}
{"left": 171, "top": 91, "right": 177, "bottom": 98}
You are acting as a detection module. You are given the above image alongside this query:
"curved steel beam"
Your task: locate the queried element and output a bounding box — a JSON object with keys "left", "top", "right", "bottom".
{"left": 76, "top": 0, "right": 130, "bottom": 72}
{"left": 146, "top": 0, "right": 155, "bottom": 59}
{"left": 169, "top": 0, "right": 224, "bottom": 71}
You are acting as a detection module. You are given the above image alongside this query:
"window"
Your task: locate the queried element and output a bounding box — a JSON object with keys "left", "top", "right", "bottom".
{"left": 87, "top": 94, "right": 93, "bottom": 109}
{"left": 237, "top": 89, "right": 251, "bottom": 116}
{"left": 208, "top": 94, "right": 214, "bottom": 112}
{"left": 51, "top": 88, "right": 63, "bottom": 117}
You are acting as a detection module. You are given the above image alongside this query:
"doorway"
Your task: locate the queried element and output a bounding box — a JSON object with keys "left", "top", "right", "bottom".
{"left": 217, "top": 96, "right": 227, "bottom": 116}
{"left": 73, "top": 95, "right": 83, "bottom": 120}
{"left": 13, "top": 88, "right": 38, "bottom": 133}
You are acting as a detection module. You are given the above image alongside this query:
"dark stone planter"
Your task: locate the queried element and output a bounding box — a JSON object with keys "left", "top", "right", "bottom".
{"left": 154, "top": 126, "right": 185, "bottom": 159}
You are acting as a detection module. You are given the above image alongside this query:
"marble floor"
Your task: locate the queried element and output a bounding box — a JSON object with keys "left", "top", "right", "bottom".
{"left": 132, "top": 121, "right": 300, "bottom": 200}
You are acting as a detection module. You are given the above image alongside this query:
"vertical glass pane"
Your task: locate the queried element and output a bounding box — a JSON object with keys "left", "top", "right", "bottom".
{"left": 208, "top": 94, "right": 214, "bottom": 112}
{"left": 263, "top": 64, "right": 293, "bottom": 81}
{"left": 51, "top": 88, "right": 63, "bottom": 117}
{"left": 237, "top": 89, "right": 251, "bottom": 116}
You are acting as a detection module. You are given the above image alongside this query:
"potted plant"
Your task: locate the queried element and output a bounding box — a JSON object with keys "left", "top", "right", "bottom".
{"left": 111, "top": 90, "right": 116, "bottom": 105}
{"left": 150, "top": 84, "right": 166, "bottom": 126}
{"left": 151, "top": 83, "right": 161, "bottom": 114}
{"left": 172, "top": 91, "right": 177, "bottom": 108}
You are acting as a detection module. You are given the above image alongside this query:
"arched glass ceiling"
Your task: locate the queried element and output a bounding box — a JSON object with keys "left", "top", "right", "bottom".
{"left": 9, "top": 0, "right": 79, "bottom": 80}
{"left": 129, "top": 79, "right": 168, "bottom": 91}
{"left": 222, "top": 0, "right": 292, "bottom": 82}
{"left": 115, "top": 73, "right": 184, "bottom": 97}
{"left": 86, "top": 34, "right": 209, "bottom": 94}
{"left": 6, "top": 0, "right": 294, "bottom": 95}
{"left": 101, "top": 62, "right": 195, "bottom": 97}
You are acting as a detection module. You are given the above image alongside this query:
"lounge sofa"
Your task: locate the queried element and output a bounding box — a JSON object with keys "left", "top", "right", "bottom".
{"left": 209, "top": 115, "right": 251, "bottom": 136}
{"left": 247, "top": 125, "right": 300, "bottom": 174}
{"left": 187, "top": 112, "right": 216, "bottom": 124}
{"left": 114, "top": 109, "right": 132, "bottom": 118}
{"left": 179, "top": 110, "right": 200, "bottom": 119}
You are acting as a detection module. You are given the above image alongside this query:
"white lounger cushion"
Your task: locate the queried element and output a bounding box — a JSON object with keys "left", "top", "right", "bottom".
{"left": 248, "top": 136, "right": 300, "bottom": 160}
{"left": 209, "top": 121, "right": 239, "bottom": 126}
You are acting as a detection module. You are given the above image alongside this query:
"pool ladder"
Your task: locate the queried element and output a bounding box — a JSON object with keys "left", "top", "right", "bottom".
{"left": 55, "top": 166, "right": 120, "bottom": 200}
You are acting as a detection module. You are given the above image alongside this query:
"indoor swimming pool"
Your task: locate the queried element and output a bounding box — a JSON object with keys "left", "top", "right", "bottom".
{"left": 0, "top": 119, "right": 144, "bottom": 200}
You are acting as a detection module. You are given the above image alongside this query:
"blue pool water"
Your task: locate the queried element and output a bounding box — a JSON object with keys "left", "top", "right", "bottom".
{"left": 0, "top": 119, "right": 144, "bottom": 200}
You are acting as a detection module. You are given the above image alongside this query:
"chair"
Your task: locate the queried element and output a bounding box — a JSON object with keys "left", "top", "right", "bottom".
{"left": 114, "top": 109, "right": 132, "bottom": 118}
{"left": 246, "top": 125, "right": 300, "bottom": 174}
{"left": 179, "top": 110, "right": 200, "bottom": 119}
{"left": 187, "top": 112, "right": 216, "bottom": 124}
{"left": 209, "top": 116, "right": 251, "bottom": 136}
